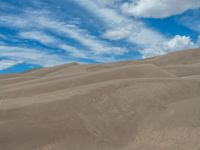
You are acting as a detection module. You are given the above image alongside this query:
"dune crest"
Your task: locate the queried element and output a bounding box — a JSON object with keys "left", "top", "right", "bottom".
{"left": 1, "top": 48, "right": 200, "bottom": 150}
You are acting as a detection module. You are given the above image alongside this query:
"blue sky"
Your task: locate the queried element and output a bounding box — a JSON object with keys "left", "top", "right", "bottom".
{"left": 0, "top": 0, "right": 200, "bottom": 74}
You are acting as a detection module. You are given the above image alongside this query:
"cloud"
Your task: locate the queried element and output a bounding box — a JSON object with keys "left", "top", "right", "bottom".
{"left": 0, "top": 59, "right": 21, "bottom": 70}
{"left": 75, "top": 0, "right": 166, "bottom": 46}
{"left": 59, "top": 44, "right": 89, "bottom": 59}
{"left": 0, "top": 8, "right": 130, "bottom": 64}
{"left": 19, "top": 31, "right": 58, "bottom": 45}
{"left": 141, "top": 35, "right": 198, "bottom": 58}
{"left": 75, "top": 0, "right": 200, "bottom": 59}
{"left": 50, "top": 24, "right": 127, "bottom": 55}
{"left": 0, "top": 1, "right": 175, "bottom": 61}
{"left": 0, "top": 0, "right": 199, "bottom": 68}
{"left": 102, "top": 26, "right": 132, "bottom": 40}
{"left": 1, "top": 9, "right": 127, "bottom": 57}
{"left": 167, "top": 35, "right": 196, "bottom": 50}
{"left": 59, "top": 44, "right": 123, "bottom": 62}
{"left": 121, "top": 0, "right": 200, "bottom": 18}
{"left": 0, "top": 45, "right": 66, "bottom": 67}
{"left": 0, "top": 15, "right": 31, "bottom": 28}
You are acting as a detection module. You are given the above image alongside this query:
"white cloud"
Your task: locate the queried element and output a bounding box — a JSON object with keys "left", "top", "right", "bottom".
{"left": 0, "top": 4, "right": 174, "bottom": 60}
{"left": 102, "top": 26, "right": 132, "bottom": 40}
{"left": 128, "top": 28, "right": 166, "bottom": 48}
{"left": 75, "top": 0, "right": 200, "bottom": 59}
{"left": 76, "top": 0, "right": 125, "bottom": 26}
{"left": 0, "top": 1, "right": 199, "bottom": 65}
{"left": 0, "top": 15, "right": 31, "bottom": 28}
{"left": 167, "top": 35, "right": 196, "bottom": 50}
{"left": 19, "top": 31, "right": 58, "bottom": 45}
{"left": 54, "top": 24, "right": 127, "bottom": 55}
{"left": 0, "top": 10, "right": 128, "bottom": 57}
{"left": 59, "top": 44, "right": 125, "bottom": 62}
{"left": 121, "top": 0, "right": 200, "bottom": 18}
{"left": 29, "top": 12, "right": 128, "bottom": 56}
{"left": 0, "top": 45, "right": 65, "bottom": 67}
{"left": 0, "top": 9, "right": 130, "bottom": 64}
{"left": 0, "top": 59, "right": 21, "bottom": 70}
{"left": 59, "top": 44, "right": 88, "bottom": 59}
{"left": 75, "top": 0, "right": 166, "bottom": 44}
{"left": 141, "top": 35, "right": 198, "bottom": 58}
{"left": 75, "top": 0, "right": 170, "bottom": 55}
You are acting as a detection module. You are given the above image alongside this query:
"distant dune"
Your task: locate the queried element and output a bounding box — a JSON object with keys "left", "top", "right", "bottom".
{"left": 1, "top": 48, "right": 200, "bottom": 150}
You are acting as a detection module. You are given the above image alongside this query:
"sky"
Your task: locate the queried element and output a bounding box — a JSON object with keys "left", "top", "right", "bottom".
{"left": 0, "top": 0, "right": 200, "bottom": 74}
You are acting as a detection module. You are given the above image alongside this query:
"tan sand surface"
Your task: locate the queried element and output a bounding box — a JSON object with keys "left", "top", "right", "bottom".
{"left": 1, "top": 48, "right": 200, "bottom": 150}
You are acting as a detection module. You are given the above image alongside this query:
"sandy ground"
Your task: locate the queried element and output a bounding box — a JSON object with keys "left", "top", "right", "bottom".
{"left": 1, "top": 48, "right": 200, "bottom": 150}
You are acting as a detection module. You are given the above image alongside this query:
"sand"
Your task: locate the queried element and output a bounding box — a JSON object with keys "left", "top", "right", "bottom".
{"left": 0, "top": 48, "right": 200, "bottom": 150}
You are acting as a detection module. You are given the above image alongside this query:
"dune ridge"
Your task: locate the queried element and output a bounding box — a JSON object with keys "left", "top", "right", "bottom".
{"left": 1, "top": 48, "right": 200, "bottom": 150}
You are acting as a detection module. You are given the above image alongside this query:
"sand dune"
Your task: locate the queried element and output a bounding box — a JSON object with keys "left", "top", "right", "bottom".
{"left": 163, "top": 63, "right": 200, "bottom": 77}
{"left": 140, "top": 48, "right": 200, "bottom": 66}
{"left": 0, "top": 48, "right": 200, "bottom": 150}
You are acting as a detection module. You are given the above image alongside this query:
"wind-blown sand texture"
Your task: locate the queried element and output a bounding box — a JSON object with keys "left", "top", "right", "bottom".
{"left": 1, "top": 48, "right": 200, "bottom": 150}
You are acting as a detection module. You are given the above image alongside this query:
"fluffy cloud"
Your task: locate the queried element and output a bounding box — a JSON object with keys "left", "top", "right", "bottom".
{"left": 141, "top": 35, "right": 198, "bottom": 58}
{"left": 121, "top": 0, "right": 200, "bottom": 18}
{"left": 167, "top": 35, "right": 196, "bottom": 50}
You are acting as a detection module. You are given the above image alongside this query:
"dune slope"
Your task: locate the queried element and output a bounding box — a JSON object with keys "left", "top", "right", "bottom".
{"left": 0, "top": 48, "right": 200, "bottom": 150}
